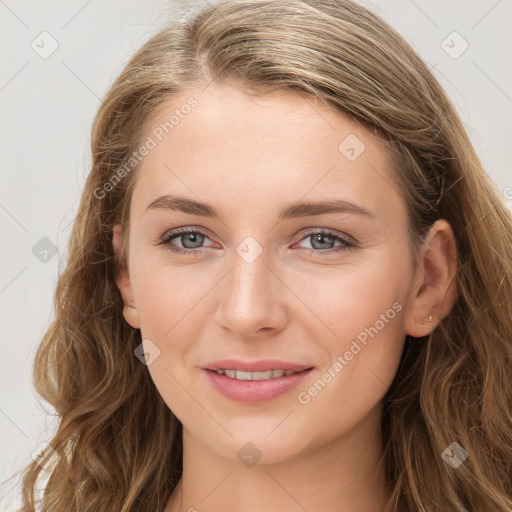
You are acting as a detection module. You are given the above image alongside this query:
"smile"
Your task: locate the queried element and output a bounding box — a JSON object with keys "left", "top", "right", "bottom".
{"left": 212, "top": 368, "right": 304, "bottom": 380}
{"left": 204, "top": 367, "right": 314, "bottom": 403}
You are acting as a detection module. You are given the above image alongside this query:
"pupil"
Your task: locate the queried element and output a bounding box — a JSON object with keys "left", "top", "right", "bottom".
{"left": 184, "top": 232, "right": 203, "bottom": 248}
{"left": 314, "top": 234, "right": 332, "bottom": 249}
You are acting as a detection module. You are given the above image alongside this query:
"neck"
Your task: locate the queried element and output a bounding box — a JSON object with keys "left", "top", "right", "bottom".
{"left": 165, "top": 402, "right": 393, "bottom": 512}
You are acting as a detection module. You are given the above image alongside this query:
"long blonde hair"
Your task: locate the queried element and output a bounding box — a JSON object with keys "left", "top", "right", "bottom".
{"left": 10, "top": 1, "right": 512, "bottom": 510}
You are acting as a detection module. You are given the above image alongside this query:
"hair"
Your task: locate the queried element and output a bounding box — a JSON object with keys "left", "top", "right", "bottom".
{"left": 8, "top": 1, "right": 512, "bottom": 511}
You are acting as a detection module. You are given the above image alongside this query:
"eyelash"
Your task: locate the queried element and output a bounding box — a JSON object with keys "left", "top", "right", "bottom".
{"left": 157, "top": 227, "right": 355, "bottom": 256}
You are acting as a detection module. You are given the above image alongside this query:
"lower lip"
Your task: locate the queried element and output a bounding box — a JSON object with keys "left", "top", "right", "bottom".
{"left": 204, "top": 368, "right": 314, "bottom": 404}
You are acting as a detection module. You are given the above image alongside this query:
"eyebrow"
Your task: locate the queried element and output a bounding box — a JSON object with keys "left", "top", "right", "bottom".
{"left": 145, "top": 195, "right": 376, "bottom": 219}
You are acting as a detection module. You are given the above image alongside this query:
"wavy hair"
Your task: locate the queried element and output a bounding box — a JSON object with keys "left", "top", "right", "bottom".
{"left": 9, "top": 1, "right": 512, "bottom": 511}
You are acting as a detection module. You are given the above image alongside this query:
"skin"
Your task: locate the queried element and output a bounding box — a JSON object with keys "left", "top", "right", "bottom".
{"left": 113, "top": 82, "right": 457, "bottom": 512}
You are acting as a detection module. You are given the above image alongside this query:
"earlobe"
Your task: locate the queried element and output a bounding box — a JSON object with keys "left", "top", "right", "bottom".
{"left": 112, "top": 224, "right": 141, "bottom": 329}
{"left": 404, "top": 219, "right": 458, "bottom": 338}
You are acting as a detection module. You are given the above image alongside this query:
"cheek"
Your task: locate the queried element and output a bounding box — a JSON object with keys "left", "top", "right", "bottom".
{"left": 291, "top": 252, "right": 408, "bottom": 425}
{"left": 294, "top": 249, "right": 409, "bottom": 341}
{"left": 291, "top": 305, "right": 406, "bottom": 453}
{"left": 132, "top": 264, "right": 208, "bottom": 423}
{"left": 132, "top": 260, "right": 217, "bottom": 386}
{"left": 134, "top": 259, "right": 211, "bottom": 339}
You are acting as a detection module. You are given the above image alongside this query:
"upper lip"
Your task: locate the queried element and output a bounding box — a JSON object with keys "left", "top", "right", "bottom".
{"left": 203, "top": 359, "right": 314, "bottom": 372}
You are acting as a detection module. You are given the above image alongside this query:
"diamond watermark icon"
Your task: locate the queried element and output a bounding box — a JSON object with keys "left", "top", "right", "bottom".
{"left": 338, "top": 133, "right": 366, "bottom": 161}
{"left": 134, "top": 338, "right": 161, "bottom": 366}
{"left": 441, "top": 31, "right": 469, "bottom": 59}
{"left": 32, "top": 237, "right": 58, "bottom": 263}
{"left": 30, "top": 31, "right": 59, "bottom": 59}
{"left": 31, "top": 441, "right": 57, "bottom": 469}
{"left": 236, "top": 236, "right": 263, "bottom": 264}
{"left": 237, "top": 442, "right": 263, "bottom": 468}
{"left": 441, "top": 441, "right": 468, "bottom": 468}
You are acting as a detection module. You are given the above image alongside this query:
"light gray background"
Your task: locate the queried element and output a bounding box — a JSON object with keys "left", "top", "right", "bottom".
{"left": 1, "top": 0, "right": 511, "bottom": 508}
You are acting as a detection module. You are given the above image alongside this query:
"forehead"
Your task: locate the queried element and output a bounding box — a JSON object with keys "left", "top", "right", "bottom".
{"left": 130, "top": 83, "right": 403, "bottom": 223}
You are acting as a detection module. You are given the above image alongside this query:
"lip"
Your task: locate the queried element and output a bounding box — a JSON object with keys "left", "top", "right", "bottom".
{"left": 202, "top": 360, "right": 314, "bottom": 404}
{"left": 203, "top": 359, "right": 313, "bottom": 373}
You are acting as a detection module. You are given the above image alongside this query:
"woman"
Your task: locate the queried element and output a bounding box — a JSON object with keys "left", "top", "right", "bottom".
{"left": 15, "top": 0, "right": 512, "bottom": 511}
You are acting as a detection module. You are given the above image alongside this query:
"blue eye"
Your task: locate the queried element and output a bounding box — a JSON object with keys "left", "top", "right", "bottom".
{"left": 158, "top": 228, "right": 213, "bottom": 255}
{"left": 296, "top": 230, "right": 354, "bottom": 253}
{"left": 158, "top": 227, "right": 355, "bottom": 255}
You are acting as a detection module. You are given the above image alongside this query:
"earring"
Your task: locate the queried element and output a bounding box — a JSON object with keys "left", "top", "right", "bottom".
{"left": 418, "top": 314, "right": 433, "bottom": 325}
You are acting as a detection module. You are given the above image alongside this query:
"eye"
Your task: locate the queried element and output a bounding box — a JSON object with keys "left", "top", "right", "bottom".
{"left": 158, "top": 227, "right": 356, "bottom": 256}
{"left": 294, "top": 229, "right": 355, "bottom": 254}
{"left": 158, "top": 227, "right": 215, "bottom": 255}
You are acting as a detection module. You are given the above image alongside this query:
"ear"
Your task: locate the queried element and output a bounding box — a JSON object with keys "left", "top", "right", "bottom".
{"left": 112, "top": 224, "right": 140, "bottom": 329}
{"left": 404, "top": 219, "right": 458, "bottom": 337}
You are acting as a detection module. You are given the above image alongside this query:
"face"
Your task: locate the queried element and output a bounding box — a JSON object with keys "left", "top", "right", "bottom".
{"left": 113, "top": 82, "right": 451, "bottom": 464}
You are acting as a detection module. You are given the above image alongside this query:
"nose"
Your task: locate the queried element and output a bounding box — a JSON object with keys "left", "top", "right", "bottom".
{"left": 213, "top": 245, "right": 288, "bottom": 338}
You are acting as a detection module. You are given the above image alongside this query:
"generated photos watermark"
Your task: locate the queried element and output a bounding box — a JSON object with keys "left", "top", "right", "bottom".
{"left": 298, "top": 301, "right": 403, "bottom": 405}
{"left": 93, "top": 97, "right": 198, "bottom": 200}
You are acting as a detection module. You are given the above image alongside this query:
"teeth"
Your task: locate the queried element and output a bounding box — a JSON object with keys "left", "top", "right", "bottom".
{"left": 253, "top": 371, "right": 274, "bottom": 380}
{"left": 235, "top": 370, "right": 254, "bottom": 380}
{"left": 213, "top": 368, "right": 304, "bottom": 380}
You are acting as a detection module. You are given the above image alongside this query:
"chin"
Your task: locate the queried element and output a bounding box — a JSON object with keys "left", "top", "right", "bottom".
{"left": 202, "top": 427, "right": 312, "bottom": 466}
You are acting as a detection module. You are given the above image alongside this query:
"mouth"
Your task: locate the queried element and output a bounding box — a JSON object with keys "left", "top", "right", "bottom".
{"left": 203, "top": 359, "right": 313, "bottom": 374}
{"left": 205, "top": 367, "right": 312, "bottom": 381}
{"left": 202, "top": 360, "right": 314, "bottom": 403}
